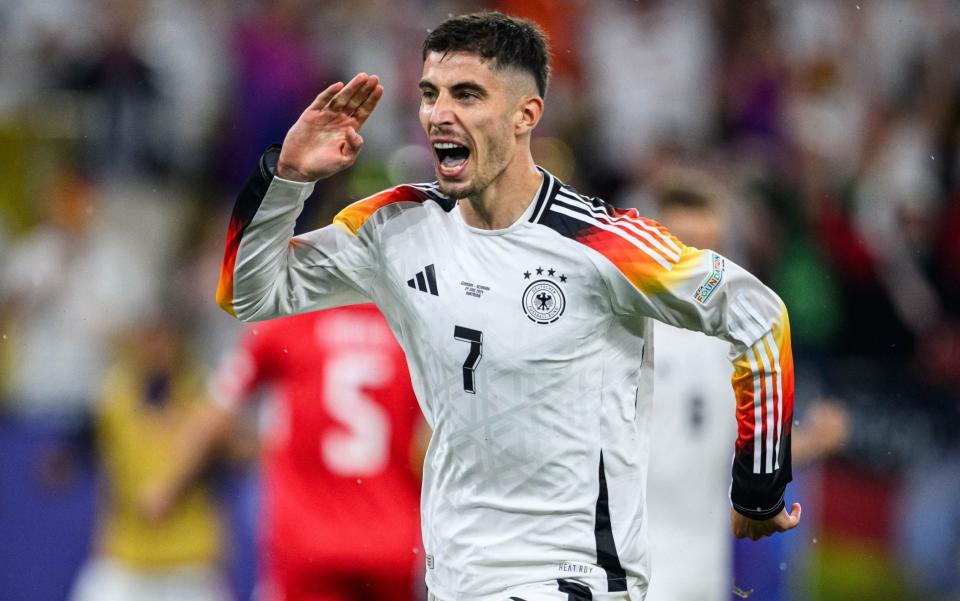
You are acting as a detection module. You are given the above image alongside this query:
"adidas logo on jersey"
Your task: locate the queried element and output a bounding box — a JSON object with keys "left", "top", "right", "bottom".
{"left": 407, "top": 264, "right": 439, "bottom": 296}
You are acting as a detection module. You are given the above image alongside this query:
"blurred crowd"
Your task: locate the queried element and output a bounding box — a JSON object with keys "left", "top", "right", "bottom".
{"left": 1, "top": 1, "right": 959, "bottom": 600}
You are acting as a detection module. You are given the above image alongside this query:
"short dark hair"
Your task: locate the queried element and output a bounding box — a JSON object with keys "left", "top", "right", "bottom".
{"left": 423, "top": 11, "right": 550, "bottom": 98}
{"left": 654, "top": 168, "right": 726, "bottom": 214}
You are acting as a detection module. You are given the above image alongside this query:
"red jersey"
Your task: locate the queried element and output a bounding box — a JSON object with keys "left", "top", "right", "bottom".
{"left": 210, "top": 305, "right": 423, "bottom": 583}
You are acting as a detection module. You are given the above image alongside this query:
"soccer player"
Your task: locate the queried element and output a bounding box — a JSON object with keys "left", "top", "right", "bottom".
{"left": 216, "top": 12, "right": 800, "bottom": 601}
{"left": 70, "top": 315, "right": 229, "bottom": 601}
{"left": 142, "top": 306, "right": 425, "bottom": 601}
{"left": 643, "top": 170, "right": 849, "bottom": 601}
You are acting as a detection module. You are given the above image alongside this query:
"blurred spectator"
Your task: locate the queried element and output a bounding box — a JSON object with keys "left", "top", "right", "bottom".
{"left": 143, "top": 306, "right": 426, "bottom": 601}
{"left": 897, "top": 448, "right": 960, "bottom": 601}
{"left": 0, "top": 0, "right": 97, "bottom": 114}
{"left": 581, "top": 0, "right": 715, "bottom": 174}
{"left": 0, "top": 166, "right": 153, "bottom": 416}
{"left": 645, "top": 167, "right": 849, "bottom": 601}
{"left": 69, "top": 311, "right": 230, "bottom": 601}
{"left": 714, "top": 0, "right": 790, "bottom": 155}
{"left": 57, "top": 0, "right": 167, "bottom": 177}
{"left": 27, "top": 0, "right": 230, "bottom": 181}
{"left": 219, "top": 0, "right": 333, "bottom": 189}
{"left": 853, "top": 109, "right": 942, "bottom": 337}
{"left": 310, "top": 1, "right": 450, "bottom": 159}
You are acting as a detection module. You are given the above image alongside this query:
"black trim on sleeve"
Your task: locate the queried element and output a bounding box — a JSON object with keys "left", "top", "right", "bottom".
{"left": 260, "top": 144, "right": 281, "bottom": 179}
{"left": 732, "top": 498, "right": 786, "bottom": 521}
{"left": 231, "top": 145, "right": 281, "bottom": 230}
{"left": 731, "top": 431, "right": 792, "bottom": 520}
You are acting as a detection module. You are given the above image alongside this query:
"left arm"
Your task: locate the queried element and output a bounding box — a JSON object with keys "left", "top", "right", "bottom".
{"left": 141, "top": 330, "right": 268, "bottom": 522}
{"left": 600, "top": 216, "right": 798, "bottom": 538}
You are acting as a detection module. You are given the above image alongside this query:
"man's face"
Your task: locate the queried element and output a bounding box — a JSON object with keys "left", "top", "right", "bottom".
{"left": 419, "top": 51, "right": 528, "bottom": 199}
{"left": 660, "top": 205, "right": 723, "bottom": 250}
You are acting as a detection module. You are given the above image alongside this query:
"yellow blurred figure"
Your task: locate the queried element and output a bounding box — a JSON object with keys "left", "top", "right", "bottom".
{"left": 70, "top": 315, "right": 229, "bottom": 601}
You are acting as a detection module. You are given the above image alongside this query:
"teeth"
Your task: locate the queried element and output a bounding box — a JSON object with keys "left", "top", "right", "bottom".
{"left": 433, "top": 142, "right": 465, "bottom": 149}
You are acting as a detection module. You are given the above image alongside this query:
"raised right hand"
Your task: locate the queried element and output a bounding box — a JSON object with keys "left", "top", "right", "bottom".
{"left": 277, "top": 73, "right": 384, "bottom": 182}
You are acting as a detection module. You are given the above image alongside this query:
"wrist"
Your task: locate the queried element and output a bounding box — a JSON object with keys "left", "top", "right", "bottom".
{"left": 275, "top": 161, "right": 314, "bottom": 183}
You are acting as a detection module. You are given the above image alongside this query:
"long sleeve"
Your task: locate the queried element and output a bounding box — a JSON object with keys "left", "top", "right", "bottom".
{"left": 216, "top": 147, "right": 379, "bottom": 321}
{"left": 590, "top": 212, "right": 794, "bottom": 519}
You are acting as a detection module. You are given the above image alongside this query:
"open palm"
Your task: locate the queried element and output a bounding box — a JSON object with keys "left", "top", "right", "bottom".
{"left": 277, "top": 73, "right": 384, "bottom": 182}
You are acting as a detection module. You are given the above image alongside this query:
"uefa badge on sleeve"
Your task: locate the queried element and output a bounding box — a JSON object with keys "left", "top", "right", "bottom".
{"left": 693, "top": 252, "right": 725, "bottom": 304}
{"left": 520, "top": 266, "right": 567, "bottom": 324}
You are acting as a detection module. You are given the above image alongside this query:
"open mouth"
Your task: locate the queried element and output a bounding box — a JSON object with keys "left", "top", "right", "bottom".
{"left": 433, "top": 141, "right": 471, "bottom": 177}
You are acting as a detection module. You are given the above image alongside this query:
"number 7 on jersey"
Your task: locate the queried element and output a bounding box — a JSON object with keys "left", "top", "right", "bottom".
{"left": 454, "top": 326, "right": 483, "bottom": 394}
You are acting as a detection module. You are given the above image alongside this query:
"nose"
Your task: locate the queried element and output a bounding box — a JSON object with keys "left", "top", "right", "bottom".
{"left": 428, "top": 91, "right": 456, "bottom": 129}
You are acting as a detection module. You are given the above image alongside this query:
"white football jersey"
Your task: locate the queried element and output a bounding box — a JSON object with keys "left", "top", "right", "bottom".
{"left": 645, "top": 322, "right": 736, "bottom": 601}
{"left": 217, "top": 148, "right": 795, "bottom": 601}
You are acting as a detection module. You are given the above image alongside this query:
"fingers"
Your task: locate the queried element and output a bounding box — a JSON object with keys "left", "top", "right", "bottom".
{"left": 354, "top": 84, "right": 384, "bottom": 127}
{"left": 329, "top": 73, "right": 373, "bottom": 112}
{"left": 308, "top": 81, "right": 346, "bottom": 110}
{"left": 731, "top": 503, "right": 802, "bottom": 540}
{"left": 344, "top": 127, "right": 363, "bottom": 152}
{"left": 760, "top": 502, "right": 801, "bottom": 538}
{"left": 307, "top": 74, "right": 383, "bottom": 131}
{"left": 781, "top": 502, "right": 802, "bottom": 529}
{"left": 344, "top": 75, "right": 379, "bottom": 115}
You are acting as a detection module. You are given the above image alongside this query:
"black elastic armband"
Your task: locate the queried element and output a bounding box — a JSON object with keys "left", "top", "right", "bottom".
{"left": 259, "top": 144, "right": 282, "bottom": 179}
{"left": 230, "top": 145, "right": 282, "bottom": 230}
{"left": 731, "top": 496, "right": 786, "bottom": 521}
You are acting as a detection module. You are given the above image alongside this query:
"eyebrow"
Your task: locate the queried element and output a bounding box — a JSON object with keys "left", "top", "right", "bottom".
{"left": 418, "top": 79, "right": 488, "bottom": 96}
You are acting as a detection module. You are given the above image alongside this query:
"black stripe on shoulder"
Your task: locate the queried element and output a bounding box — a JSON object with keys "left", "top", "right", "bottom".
{"left": 595, "top": 451, "right": 628, "bottom": 592}
{"left": 232, "top": 144, "right": 281, "bottom": 230}
{"left": 408, "top": 181, "right": 456, "bottom": 212}
{"left": 556, "top": 186, "right": 617, "bottom": 214}
{"left": 531, "top": 183, "right": 594, "bottom": 243}
{"left": 532, "top": 181, "right": 632, "bottom": 247}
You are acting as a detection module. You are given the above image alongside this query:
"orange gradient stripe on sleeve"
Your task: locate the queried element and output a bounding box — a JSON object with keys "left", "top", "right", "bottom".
{"left": 217, "top": 214, "right": 246, "bottom": 317}
{"left": 217, "top": 185, "right": 430, "bottom": 316}
{"left": 334, "top": 186, "right": 428, "bottom": 236}
{"left": 574, "top": 221, "right": 709, "bottom": 297}
{"left": 731, "top": 306, "right": 793, "bottom": 472}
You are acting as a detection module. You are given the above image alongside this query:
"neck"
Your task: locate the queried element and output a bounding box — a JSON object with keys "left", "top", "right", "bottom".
{"left": 459, "top": 152, "right": 542, "bottom": 230}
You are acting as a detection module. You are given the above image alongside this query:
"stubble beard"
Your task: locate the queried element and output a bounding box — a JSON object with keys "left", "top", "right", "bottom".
{"left": 436, "top": 139, "right": 511, "bottom": 201}
{"left": 438, "top": 178, "right": 481, "bottom": 200}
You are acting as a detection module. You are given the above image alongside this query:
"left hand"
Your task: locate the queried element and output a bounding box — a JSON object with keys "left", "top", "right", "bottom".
{"left": 731, "top": 502, "right": 802, "bottom": 540}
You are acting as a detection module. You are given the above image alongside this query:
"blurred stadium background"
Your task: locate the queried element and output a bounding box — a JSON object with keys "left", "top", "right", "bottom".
{"left": 1, "top": 0, "right": 959, "bottom": 600}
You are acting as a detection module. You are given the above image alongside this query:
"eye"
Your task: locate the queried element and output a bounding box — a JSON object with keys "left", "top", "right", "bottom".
{"left": 420, "top": 89, "right": 437, "bottom": 102}
{"left": 457, "top": 91, "right": 480, "bottom": 101}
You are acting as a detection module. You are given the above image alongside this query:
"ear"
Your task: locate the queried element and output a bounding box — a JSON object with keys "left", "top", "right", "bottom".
{"left": 515, "top": 95, "right": 544, "bottom": 136}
